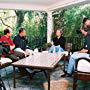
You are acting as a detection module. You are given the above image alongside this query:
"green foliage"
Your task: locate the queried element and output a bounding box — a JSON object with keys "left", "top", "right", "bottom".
{"left": 0, "top": 4, "right": 90, "bottom": 50}
{"left": 53, "top": 4, "right": 90, "bottom": 51}
{"left": 0, "top": 31, "right": 4, "bottom": 37}
{"left": 0, "top": 10, "right": 47, "bottom": 49}
{"left": 21, "top": 11, "right": 47, "bottom": 49}
{"left": 15, "top": 10, "right": 27, "bottom": 32}
{"left": 42, "top": 43, "right": 52, "bottom": 51}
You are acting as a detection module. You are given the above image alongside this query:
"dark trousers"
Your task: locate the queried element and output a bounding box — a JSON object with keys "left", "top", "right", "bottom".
{"left": 5, "top": 51, "right": 25, "bottom": 62}
{"left": 5, "top": 51, "right": 29, "bottom": 74}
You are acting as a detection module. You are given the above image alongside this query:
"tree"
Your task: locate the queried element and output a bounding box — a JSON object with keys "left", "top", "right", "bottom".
{"left": 15, "top": 10, "right": 27, "bottom": 31}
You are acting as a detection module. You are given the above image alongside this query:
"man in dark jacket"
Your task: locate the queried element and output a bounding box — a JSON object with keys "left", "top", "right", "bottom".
{"left": 1, "top": 28, "right": 33, "bottom": 78}
{"left": 13, "top": 28, "right": 33, "bottom": 56}
{"left": 1, "top": 28, "right": 25, "bottom": 61}
{"left": 61, "top": 18, "right": 90, "bottom": 77}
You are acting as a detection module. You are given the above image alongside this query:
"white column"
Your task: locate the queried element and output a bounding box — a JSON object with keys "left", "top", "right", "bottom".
{"left": 47, "top": 11, "right": 53, "bottom": 43}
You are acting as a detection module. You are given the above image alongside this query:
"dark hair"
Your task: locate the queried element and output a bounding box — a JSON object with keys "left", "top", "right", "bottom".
{"left": 19, "top": 28, "right": 25, "bottom": 34}
{"left": 4, "top": 29, "right": 10, "bottom": 35}
{"left": 83, "top": 18, "right": 88, "bottom": 24}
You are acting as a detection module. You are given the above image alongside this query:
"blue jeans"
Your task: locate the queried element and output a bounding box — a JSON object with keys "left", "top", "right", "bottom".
{"left": 48, "top": 45, "right": 64, "bottom": 53}
{"left": 67, "top": 52, "right": 90, "bottom": 74}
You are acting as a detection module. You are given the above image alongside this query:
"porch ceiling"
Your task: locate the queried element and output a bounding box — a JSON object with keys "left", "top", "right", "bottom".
{"left": 0, "top": 0, "right": 89, "bottom": 11}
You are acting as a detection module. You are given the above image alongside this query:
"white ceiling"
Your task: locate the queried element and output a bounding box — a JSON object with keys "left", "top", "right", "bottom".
{"left": 0, "top": 0, "right": 89, "bottom": 11}
{"left": 0, "top": 0, "right": 62, "bottom": 6}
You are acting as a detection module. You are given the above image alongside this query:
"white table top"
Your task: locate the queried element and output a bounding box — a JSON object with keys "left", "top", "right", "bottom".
{"left": 12, "top": 52, "right": 64, "bottom": 69}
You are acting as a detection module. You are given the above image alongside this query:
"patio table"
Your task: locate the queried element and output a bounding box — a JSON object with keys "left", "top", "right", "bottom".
{"left": 12, "top": 52, "right": 65, "bottom": 90}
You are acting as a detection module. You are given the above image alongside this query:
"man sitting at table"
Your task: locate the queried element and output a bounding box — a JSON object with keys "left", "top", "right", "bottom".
{"left": 61, "top": 18, "right": 90, "bottom": 77}
{"left": 1, "top": 28, "right": 25, "bottom": 60}
{"left": 48, "top": 29, "right": 66, "bottom": 53}
{"left": 13, "top": 28, "right": 33, "bottom": 57}
{"left": 1, "top": 28, "right": 33, "bottom": 78}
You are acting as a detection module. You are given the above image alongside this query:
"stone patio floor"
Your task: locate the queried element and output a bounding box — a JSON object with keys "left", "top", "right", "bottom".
{"left": 0, "top": 64, "right": 90, "bottom": 90}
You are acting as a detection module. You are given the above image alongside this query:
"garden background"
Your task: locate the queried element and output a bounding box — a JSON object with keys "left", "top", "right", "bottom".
{"left": 0, "top": 4, "right": 90, "bottom": 50}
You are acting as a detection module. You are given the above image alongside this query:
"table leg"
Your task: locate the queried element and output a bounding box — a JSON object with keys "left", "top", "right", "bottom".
{"left": 13, "top": 66, "right": 16, "bottom": 88}
{"left": 43, "top": 70, "right": 47, "bottom": 79}
{"left": 47, "top": 70, "right": 51, "bottom": 90}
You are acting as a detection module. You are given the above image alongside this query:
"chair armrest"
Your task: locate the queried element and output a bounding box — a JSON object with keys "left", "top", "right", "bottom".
{"left": 75, "top": 57, "right": 90, "bottom": 71}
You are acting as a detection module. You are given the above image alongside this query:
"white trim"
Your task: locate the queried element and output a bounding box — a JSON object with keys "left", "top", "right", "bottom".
{"left": 47, "top": 0, "right": 90, "bottom": 11}
{"left": 0, "top": 3, "right": 47, "bottom": 11}
{"left": 0, "top": 0, "right": 89, "bottom": 11}
{"left": 47, "top": 11, "right": 53, "bottom": 43}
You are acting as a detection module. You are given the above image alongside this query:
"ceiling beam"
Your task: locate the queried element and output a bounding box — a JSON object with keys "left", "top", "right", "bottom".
{"left": 0, "top": 3, "right": 47, "bottom": 11}
{"left": 0, "top": 0, "right": 89, "bottom": 12}
{"left": 47, "top": 0, "right": 90, "bottom": 11}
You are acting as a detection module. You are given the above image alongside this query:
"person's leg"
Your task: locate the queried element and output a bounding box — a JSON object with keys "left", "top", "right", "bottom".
{"left": 13, "top": 51, "right": 27, "bottom": 72}
{"left": 5, "top": 53, "right": 19, "bottom": 62}
{"left": 14, "top": 51, "right": 33, "bottom": 79}
{"left": 5, "top": 51, "right": 25, "bottom": 62}
{"left": 5, "top": 52, "right": 32, "bottom": 79}
{"left": 5, "top": 53, "right": 26, "bottom": 74}
{"left": 14, "top": 48, "right": 25, "bottom": 54}
{"left": 5, "top": 53, "right": 24, "bottom": 72}
{"left": 14, "top": 51, "right": 25, "bottom": 59}
{"left": 59, "top": 47, "right": 64, "bottom": 52}
{"left": 55, "top": 46, "right": 60, "bottom": 52}
{"left": 67, "top": 52, "right": 89, "bottom": 74}
{"left": 48, "top": 45, "right": 55, "bottom": 53}
{"left": 61, "top": 52, "right": 89, "bottom": 77}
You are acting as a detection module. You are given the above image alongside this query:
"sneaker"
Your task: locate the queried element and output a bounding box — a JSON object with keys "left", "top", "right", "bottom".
{"left": 66, "top": 73, "right": 72, "bottom": 77}
{"left": 61, "top": 72, "right": 72, "bottom": 77}
{"left": 61, "top": 73, "right": 67, "bottom": 77}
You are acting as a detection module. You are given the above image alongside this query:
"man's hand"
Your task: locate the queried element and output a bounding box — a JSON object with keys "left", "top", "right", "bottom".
{"left": 80, "top": 29, "right": 87, "bottom": 36}
{"left": 78, "top": 48, "right": 88, "bottom": 53}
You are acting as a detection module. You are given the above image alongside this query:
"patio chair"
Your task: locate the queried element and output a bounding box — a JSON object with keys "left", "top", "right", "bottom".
{"left": 0, "top": 58, "right": 12, "bottom": 90}
{"left": 0, "top": 75, "right": 6, "bottom": 90}
{"left": 73, "top": 57, "right": 90, "bottom": 90}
